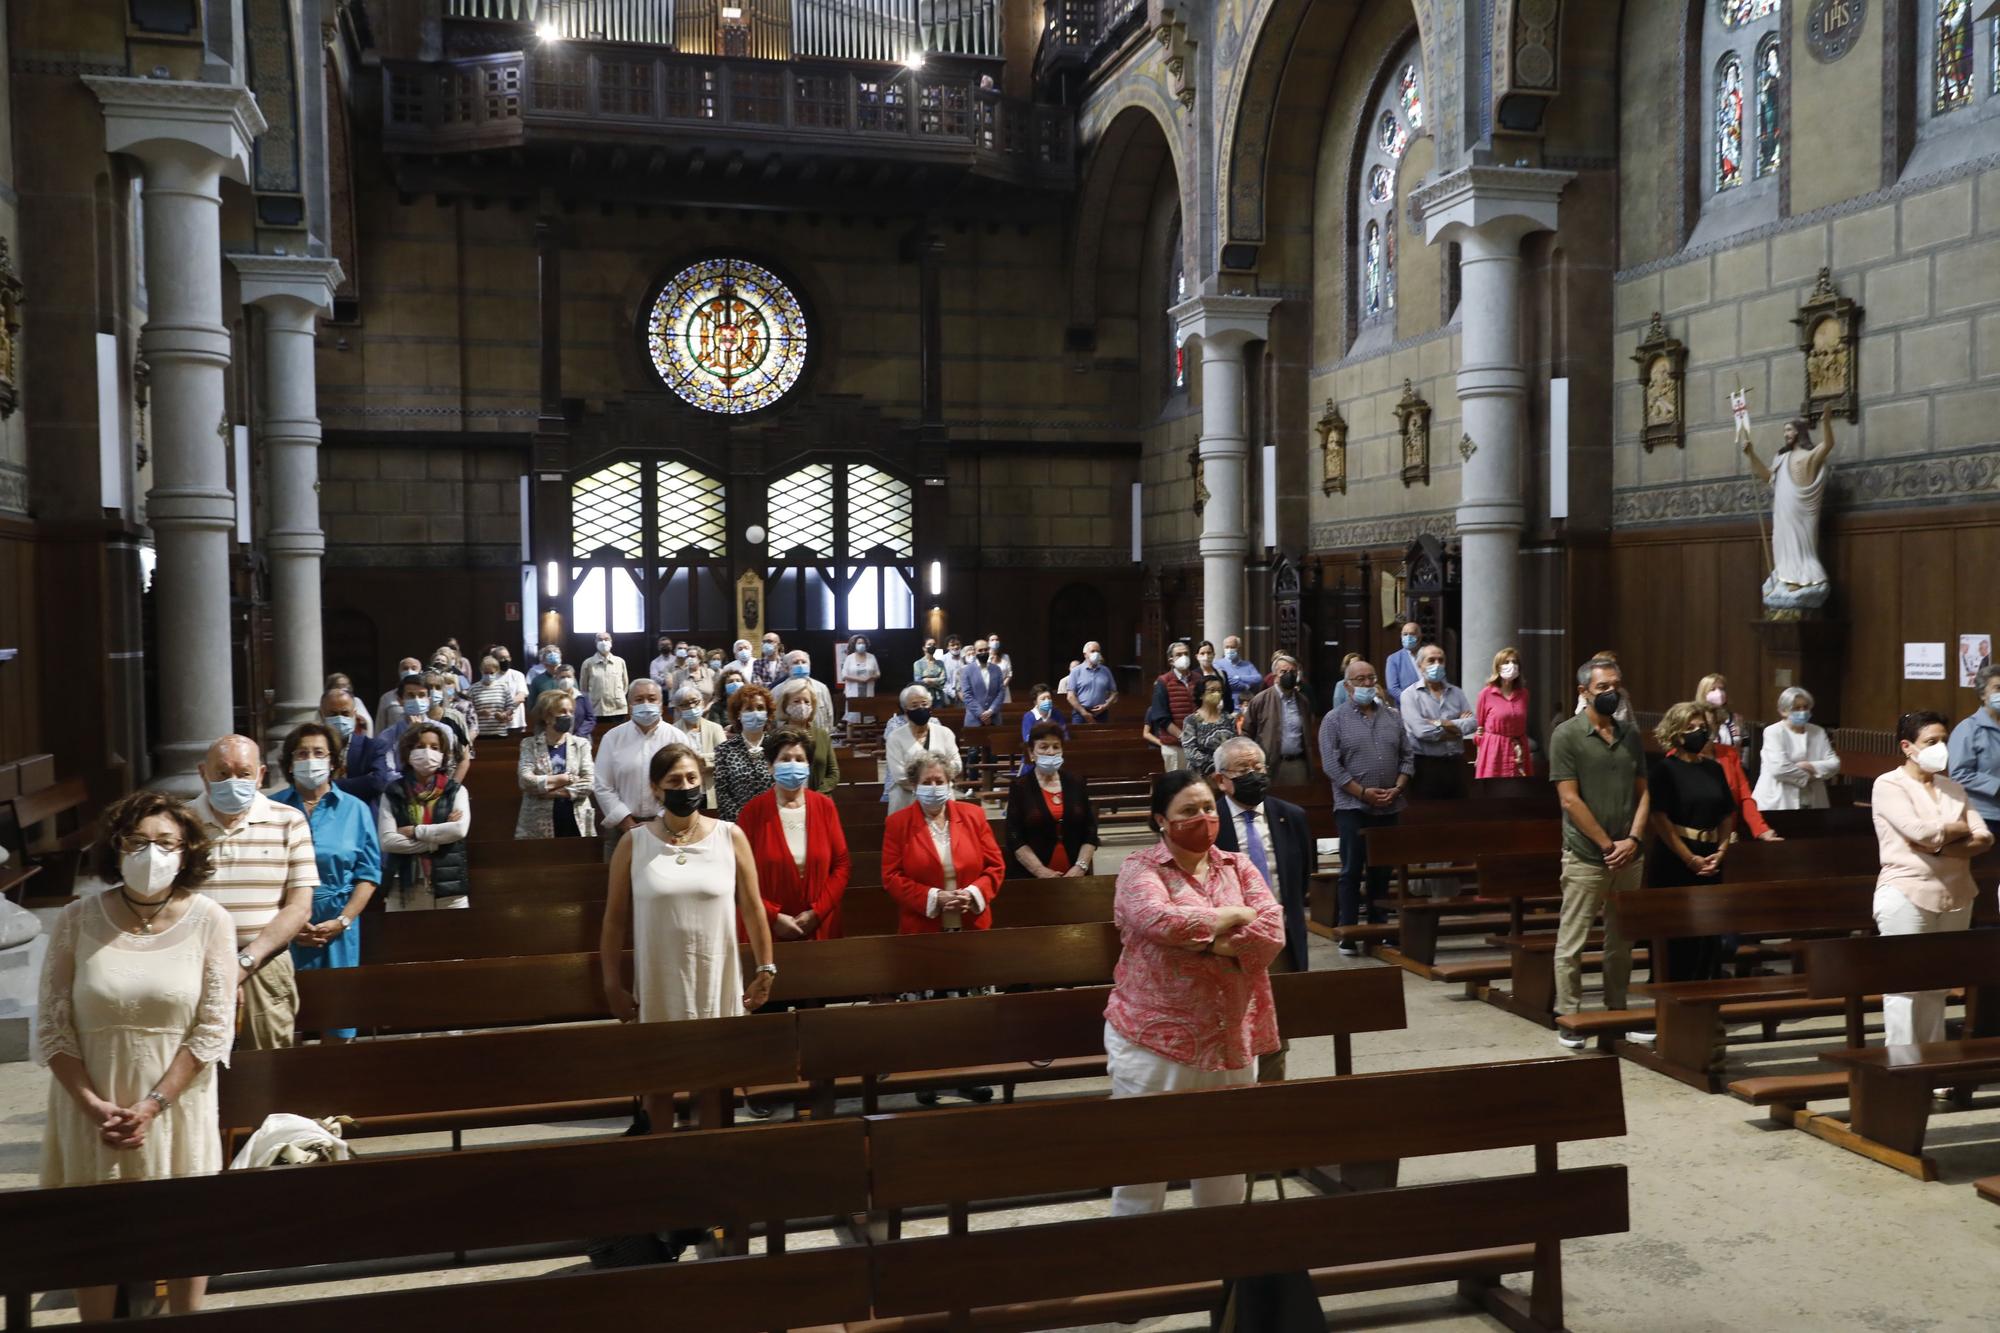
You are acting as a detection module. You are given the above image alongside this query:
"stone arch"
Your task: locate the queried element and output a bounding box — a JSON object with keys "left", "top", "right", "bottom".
{"left": 1068, "top": 95, "right": 1189, "bottom": 346}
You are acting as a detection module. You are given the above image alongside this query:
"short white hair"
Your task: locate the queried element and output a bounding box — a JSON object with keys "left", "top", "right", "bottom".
{"left": 1214, "top": 736, "right": 1265, "bottom": 772}
{"left": 1777, "top": 686, "right": 1814, "bottom": 713}
{"left": 672, "top": 684, "right": 703, "bottom": 708}
{"left": 627, "top": 678, "right": 661, "bottom": 701}
{"left": 900, "top": 684, "right": 932, "bottom": 709}
{"left": 904, "top": 748, "right": 954, "bottom": 787}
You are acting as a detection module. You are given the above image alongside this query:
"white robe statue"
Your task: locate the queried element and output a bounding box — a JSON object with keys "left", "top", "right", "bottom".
{"left": 1743, "top": 412, "right": 1835, "bottom": 612}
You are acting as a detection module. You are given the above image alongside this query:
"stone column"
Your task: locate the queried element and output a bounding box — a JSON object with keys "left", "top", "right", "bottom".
{"left": 231, "top": 255, "right": 343, "bottom": 737}
{"left": 1170, "top": 295, "right": 1277, "bottom": 652}
{"left": 1411, "top": 166, "right": 1569, "bottom": 680}
{"left": 88, "top": 78, "right": 266, "bottom": 792}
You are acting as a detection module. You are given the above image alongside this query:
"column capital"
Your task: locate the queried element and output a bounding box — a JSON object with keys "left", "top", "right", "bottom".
{"left": 230, "top": 254, "right": 344, "bottom": 319}
{"left": 85, "top": 76, "right": 266, "bottom": 183}
{"left": 1411, "top": 165, "right": 1572, "bottom": 249}
{"left": 1170, "top": 293, "right": 1279, "bottom": 352}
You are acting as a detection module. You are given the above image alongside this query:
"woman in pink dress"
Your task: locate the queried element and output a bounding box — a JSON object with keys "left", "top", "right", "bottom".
{"left": 1474, "top": 647, "right": 1533, "bottom": 778}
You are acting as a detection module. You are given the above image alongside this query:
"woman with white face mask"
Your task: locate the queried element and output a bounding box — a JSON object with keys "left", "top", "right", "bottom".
{"left": 1871, "top": 710, "right": 1995, "bottom": 1045}
{"left": 1752, "top": 686, "right": 1840, "bottom": 812}
{"left": 274, "top": 722, "right": 381, "bottom": 1040}
{"left": 1474, "top": 647, "right": 1534, "bottom": 778}
{"left": 377, "top": 722, "right": 473, "bottom": 911}
{"left": 36, "top": 792, "right": 236, "bottom": 1319}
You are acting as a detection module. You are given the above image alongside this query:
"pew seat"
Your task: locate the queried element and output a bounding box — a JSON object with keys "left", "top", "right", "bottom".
{"left": 1818, "top": 1038, "right": 2000, "bottom": 1179}
{"left": 1976, "top": 1175, "right": 2000, "bottom": 1205}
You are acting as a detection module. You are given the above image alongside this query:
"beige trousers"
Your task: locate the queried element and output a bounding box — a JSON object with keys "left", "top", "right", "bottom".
{"left": 1554, "top": 848, "right": 1642, "bottom": 1015}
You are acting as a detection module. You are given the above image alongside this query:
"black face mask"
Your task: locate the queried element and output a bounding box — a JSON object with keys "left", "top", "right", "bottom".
{"left": 907, "top": 708, "right": 932, "bottom": 727}
{"left": 658, "top": 786, "right": 705, "bottom": 817}
{"left": 1680, "top": 729, "right": 1709, "bottom": 754}
{"left": 1228, "top": 772, "right": 1269, "bottom": 808}
{"left": 976, "top": 653, "right": 990, "bottom": 664}
{"left": 1590, "top": 691, "right": 1620, "bottom": 718}
{"left": 1279, "top": 671, "right": 1298, "bottom": 691}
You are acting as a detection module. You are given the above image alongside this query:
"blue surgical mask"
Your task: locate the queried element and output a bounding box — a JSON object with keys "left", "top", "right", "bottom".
{"left": 404, "top": 696, "right": 429, "bottom": 715}
{"left": 772, "top": 760, "right": 812, "bottom": 790}
{"left": 323, "top": 714, "right": 355, "bottom": 740}
{"left": 1034, "top": 699, "right": 1053, "bottom": 715}
{"left": 916, "top": 783, "right": 952, "bottom": 810}
{"left": 1223, "top": 648, "right": 1238, "bottom": 661}
{"left": 737, "top": 648, "right": 752, "bottom": 663}
{"left": 1988, "top": 692, "right": 2000, "bottom": 713}
{"left": 1424, "top": 663, "right": 1446, "bottom": 683}
{"left": 725, "top": 680, "right": 742, "bottom": 696}
{"left": 290, "top": 758, "right": 331, "bottom": 790}
{"left": 630, "top": 703, "right": 662, "bottom": 726}
{"left": 1351, "top": 686, "right": 1377, "bottom": 707}
{"left": 1034, "top": 753, "right": 1064, "bottom": 773}
{"left": 1403, "top": 635, "right": 1419, "bottom": 650}
{"left": 739, "top": 710, "right": 767, "bottom": 732}
{"left": 680, "top": 708, "right": 702, "bottom": 725}
{"left": 1789, "top": 709, "right": 1812, "bottom": 727}
{"left": 762, "top": 642, "right": 777, "bottom": 656}
{"left": 543, "top": 651, "right": 560, "bottom": 667}
{"left": 675, "top": 648, "right": 688, "bottom": 659}
{"left": 789, "top": 664, "right": 809, "bottom": 679}
{"left": 206, "top": 775, "right": 258, "bottom": 814}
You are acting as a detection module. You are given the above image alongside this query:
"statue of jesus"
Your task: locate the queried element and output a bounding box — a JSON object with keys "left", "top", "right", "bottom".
{"left": 1742, "top": 407, "right": 1835, "bottom": 612}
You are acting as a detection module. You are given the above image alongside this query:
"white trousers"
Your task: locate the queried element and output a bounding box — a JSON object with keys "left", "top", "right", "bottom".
{"left": 1160, "top": 744, "right": 1185, "bottom": 773}
{"left": 384, "top": 880, "right": 469, "bottom": 912}
{"left": 1104, "top": 1023, "right": 1255, "bottom": 1216}
{"left": 1872, "top": 885, "right": 1971, "bottom": 1046}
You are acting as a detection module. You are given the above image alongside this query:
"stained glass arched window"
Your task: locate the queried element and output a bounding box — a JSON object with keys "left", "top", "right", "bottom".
{"left": 1936, "top": 0, "right": 1973, "bottom": 113}
{"left": 1719, "top": 0, "right": 1779, "bottom": 28}
{"left": 1715, "top": 54, "right": 1745, "bottom": 191}
{"left": 1754, "top": 35, "right": 1782, "bottom": 178}
{"left": 1397, "top": 62, "right": 1423, "bottom": 127}
{"left": 645, "top": 257, "right": 808, "bottom": 414}
{"left": 1363, "top": 223, "right": 1383, "bottom": 318}
{"left": 1165, "top": 215, "right": 1187, "bottom": 397}
{"left": 1356, "top": 41, "right": 1420, "bottom": 332}
{"left": 1367, "top": 166, "right": 1393, "bottom": 203}
{"left": 1993, "top": 10, "right": 1999, "bottom": 95}
{"left": 1377, "top": 110, "right": 1409, "bottom": 158}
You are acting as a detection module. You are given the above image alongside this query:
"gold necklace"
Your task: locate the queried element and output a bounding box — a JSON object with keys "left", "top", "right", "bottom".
{"left": 660, "top": 814, "right": 701, "bottom": 865}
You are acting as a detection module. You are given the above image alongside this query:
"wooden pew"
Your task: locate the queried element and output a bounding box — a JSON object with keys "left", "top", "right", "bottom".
{"left": 226, "top": 968, "right": 1403, "bottom": 1150}
{"left": 1345, "top": 819, "right": 1563, "bottom": 975}
{"left": 360, "top": 877, "right": 1120, "bottom": 964}
{"left": 467, "top": 837, "right": 600, "bottom": 867}
{"left": 11, "top": 1058, "right": 1629, "bottom": 1333}
{"left": 298, "top": 923, "right": 1127, "bottom": 1036}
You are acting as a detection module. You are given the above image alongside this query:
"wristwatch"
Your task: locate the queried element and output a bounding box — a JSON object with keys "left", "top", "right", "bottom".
{"left": 236, "top": 951, "right": 259, "bottom": 973}
{"left": 145, "top": 1090, "right": 171, "bottom": 1111}
{"left": 754, "top": 962, "right": 778, "bottom": 978}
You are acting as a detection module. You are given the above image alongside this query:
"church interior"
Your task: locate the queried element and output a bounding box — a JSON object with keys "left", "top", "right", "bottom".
{"left": 0, "top": 0, "right": 1999, "bottom": 1327}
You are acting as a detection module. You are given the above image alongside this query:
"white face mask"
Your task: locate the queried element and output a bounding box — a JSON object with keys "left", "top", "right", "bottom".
{"left": 1498, "top": 663, "right": 1519, "bottom": 681}
{"left": 292, "top": 757, "right": 332, "bottom": 790}
{"left": 407, "top": 747, "right": 444, "bottom": 775}
{"left": 120, "top": 843, "right": 181, "bottom": 896}
{"left": 1172, "top": 655, "right": 1191, "bottom": 672}
{"left": 1913, "top": 741, "right": 1949, "bottom": 774}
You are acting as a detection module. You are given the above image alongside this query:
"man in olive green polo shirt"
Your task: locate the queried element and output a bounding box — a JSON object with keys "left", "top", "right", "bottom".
{"left": 1548, "top": 657, "right": 1653, "bottom": 1049}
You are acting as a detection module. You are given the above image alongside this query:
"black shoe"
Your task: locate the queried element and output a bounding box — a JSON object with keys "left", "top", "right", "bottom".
{"left": 957, "top": 1085, "right": 994, "bottom": 1103}
{"left": 742, "top": 1097, "right": 775, "bottom": 1120}
{"left": 915, "top": 1091, "right": 940, "bottom": 1106}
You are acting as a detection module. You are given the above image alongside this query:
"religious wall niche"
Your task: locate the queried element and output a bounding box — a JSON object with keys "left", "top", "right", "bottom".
{"left": 1188, "top": 444, "right": 1208, "bottom": 515}
{"left": 0, "top": 239, "right": 21, "bottom": 420}
{"left": 1792, "top": 267, "right": 1863, "bottom": 423}
{"left": 1315, "top": 398, "right": 1348, "bottom": 495}
{"left": 1631, "top": 311, "right": 1687, "bottom": 452}
{"left": 1394, "top": 380, "right": 1431, "bottom": 487}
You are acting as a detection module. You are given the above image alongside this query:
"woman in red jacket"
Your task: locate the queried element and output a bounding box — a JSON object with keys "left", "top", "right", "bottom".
{"left": 882, "top": 751, "right": 1006, "bottom": 935}
{"left": 735, "top": 729, "right": 851, "bottom": 941}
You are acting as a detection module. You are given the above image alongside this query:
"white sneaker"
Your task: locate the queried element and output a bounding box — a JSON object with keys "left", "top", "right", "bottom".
{"left": 1557, "top": 1032, "right": 1587, "bottom": 1052}
{"left": 1625, "top": 1029, "right": 1657, "bottom": 1046}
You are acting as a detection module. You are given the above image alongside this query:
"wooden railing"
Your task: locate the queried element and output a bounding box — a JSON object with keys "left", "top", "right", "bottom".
{"left": 383, "top": 47, "right": 1073, "bottom": 183}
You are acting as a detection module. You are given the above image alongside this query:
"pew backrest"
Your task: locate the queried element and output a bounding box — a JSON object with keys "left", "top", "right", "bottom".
{"left": 1801, "top": 930, "right": 2000, "bottom": 999}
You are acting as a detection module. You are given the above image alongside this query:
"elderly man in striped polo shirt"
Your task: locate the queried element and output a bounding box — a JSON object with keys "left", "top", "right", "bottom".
{"left": 190, "top": 735, "right": 319, "bottom": 1049}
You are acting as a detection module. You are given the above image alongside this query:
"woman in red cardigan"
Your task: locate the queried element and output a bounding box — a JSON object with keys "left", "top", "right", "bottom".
{"left": 735, "top": 730, "right": 851, "bottom": 940}
{"left": 882, "top": 751, "right": 1006, "bottom": 934}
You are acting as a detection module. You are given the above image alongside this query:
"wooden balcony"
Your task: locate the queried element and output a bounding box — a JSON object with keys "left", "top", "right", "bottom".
{"left": 379, "top": 46, "right": 1074, "bottom": 198}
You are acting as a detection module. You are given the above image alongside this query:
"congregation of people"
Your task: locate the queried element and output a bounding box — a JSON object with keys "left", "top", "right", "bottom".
{"left": 27, "top": 621, "right": 2000, "bottom": 1316}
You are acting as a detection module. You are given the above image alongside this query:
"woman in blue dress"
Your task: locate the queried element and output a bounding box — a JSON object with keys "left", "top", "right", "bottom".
{"left": 275, "top": 721, "right": 381, "bottom": 1042}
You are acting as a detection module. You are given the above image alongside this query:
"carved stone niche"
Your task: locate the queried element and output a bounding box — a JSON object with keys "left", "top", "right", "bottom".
{"left": 1631, "top": 310, "right": 1687, "bottom": 452}
{"left": 1315, "top": 398, "right": 1348, "bottom": 496}
{"left": 1188, "top": 444, "right": 1208, "bottom": 515}
{"left": 1394, "top": 379, "right": 1431, "bottom": 487}
{"left": 1792, "top": 266, "right": 1863, "bottom": 424}
{"left": 0, "top": 238, "right": 22, "bottom": 420}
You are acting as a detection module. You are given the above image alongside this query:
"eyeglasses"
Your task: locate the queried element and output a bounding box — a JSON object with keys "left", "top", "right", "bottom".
{"left": 115, "top": 835, "right": 184, "bottom": 856}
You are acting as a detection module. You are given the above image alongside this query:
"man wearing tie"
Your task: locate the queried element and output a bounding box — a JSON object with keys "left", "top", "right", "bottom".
{"left": 1209, "top": 736, "right": 1314, "bottom": 1082}
{"left": 960, "top": 637, "right": 1006, "bottom": 729}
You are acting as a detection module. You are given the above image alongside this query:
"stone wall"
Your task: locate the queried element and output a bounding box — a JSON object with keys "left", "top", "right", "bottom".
{"left": 1306, "top": 326, "right": 1462, "bottom": 550}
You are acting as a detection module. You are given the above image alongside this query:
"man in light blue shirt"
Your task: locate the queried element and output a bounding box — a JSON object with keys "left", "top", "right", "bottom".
{"left": 1384, "top": 621, "right": 1425, "bottom": 701}
{"left": 1399, "top": 641, "right": 1475, "bottom": 799}
{"left": 1949, "top": 664, "right": 2000, "bottom": 824}
{"left": 1064, "top": 640, "right": 1119, "bottom": 723}
{"left": 1217, "top": 634, "right": 1265, "bottom": 698}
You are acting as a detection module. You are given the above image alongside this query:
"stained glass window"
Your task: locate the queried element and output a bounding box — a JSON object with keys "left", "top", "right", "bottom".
{"left": 1935, "top": 0, "right": 1973, "bottom": 113}
{"left": 1364, "top": 223, "right": 1383, "bottom": 318}
{"left": 645, "top": 257, "right": 808, "bottom": 414}
{"left": 1368, "top": 166, "right": 1393, "bottom": 203}
{"left": 1398, "top": 62, "right": 1423, "bottom": 128}
{"left": 1384, "top": 220, "right": 1397, "bottom": 313}
{"left": 1716, "top": 54, "right": 1745, "bottom": 191}
{"left": 1166, "top": 217, "right": 1186, "bottom": 395}
{"left": 1377, "top": 109, "right": 1409, "bottom": 158}
{"left": 1993, "top": 12, "right": 1999, "bottom": 95}
{"left": 1755, "top": 36, "right": 1782, "bottom": 178}
{"left": 1719, "top": 0, "right": 1779, "bottom": 28}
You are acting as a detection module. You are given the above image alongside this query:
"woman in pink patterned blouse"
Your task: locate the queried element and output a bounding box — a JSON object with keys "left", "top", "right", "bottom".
{"left": 1104, "top": 769, "right": 1286, "bottom": 1216}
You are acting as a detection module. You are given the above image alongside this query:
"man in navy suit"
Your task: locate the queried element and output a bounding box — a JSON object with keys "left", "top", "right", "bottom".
{"left": 1209, "top": 735, "right": 1314, "bottom": 1081}
{"left": 317, "top": 687, "right": 394, "bottom": 803}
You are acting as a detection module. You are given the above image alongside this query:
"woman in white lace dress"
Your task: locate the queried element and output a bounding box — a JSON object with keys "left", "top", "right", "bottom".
{"left": 36, "top": 791, "right": 235, "bottom": 1319}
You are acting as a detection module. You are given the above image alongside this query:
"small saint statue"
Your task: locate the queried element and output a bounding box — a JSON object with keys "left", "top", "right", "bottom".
{"left": 1741, "top": 406, "right": 1835, "bottom": 612}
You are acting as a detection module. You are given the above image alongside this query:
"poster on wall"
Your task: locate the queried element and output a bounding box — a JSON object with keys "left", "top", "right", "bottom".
{"left": 1903, "top": 642, "right": 1947, "bottom": 682}
{"left": 1963, "top": 634, "right": 1994, "bottom": 687}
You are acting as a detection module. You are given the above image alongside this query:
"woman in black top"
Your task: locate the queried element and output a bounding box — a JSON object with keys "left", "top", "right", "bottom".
{"left": 1647, "top": 701, "right": 1740, "bottom": 986}
{"left": 1003, "top": 723, "right": 1102, "bottom": 878}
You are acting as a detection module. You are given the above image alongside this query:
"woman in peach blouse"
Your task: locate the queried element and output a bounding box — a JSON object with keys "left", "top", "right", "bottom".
{"left": 1474, "top": 646, "right": 1533, "bottom": 778}
{"left": 1104, "top": 769, "right": 1285, "bottom": 1216}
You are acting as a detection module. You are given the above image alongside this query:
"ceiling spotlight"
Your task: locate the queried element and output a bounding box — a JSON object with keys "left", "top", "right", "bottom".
{"left": 536, "top": 21, "right": 562, "bottom": 41}
{"left": 903, "top": 50, "right": 926, "bottom": 70}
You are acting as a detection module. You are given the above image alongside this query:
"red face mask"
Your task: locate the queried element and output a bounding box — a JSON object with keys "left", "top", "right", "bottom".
{"left": 1164, "top": 812, "right": 1219, "bottom": 854}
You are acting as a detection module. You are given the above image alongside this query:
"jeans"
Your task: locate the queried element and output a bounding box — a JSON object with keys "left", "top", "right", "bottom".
{"left": 1105, "top": 1023, "right": 1256, "bottom": 1215}
{"left": 1555, "top": 848, "right": 1641, "bottom": 1015}
{"left": 1334, "top": 809, "right": 1398, "bottom": 927}
{"left": 1873, "top": 885, "right": 1973, "bottom": 1046}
